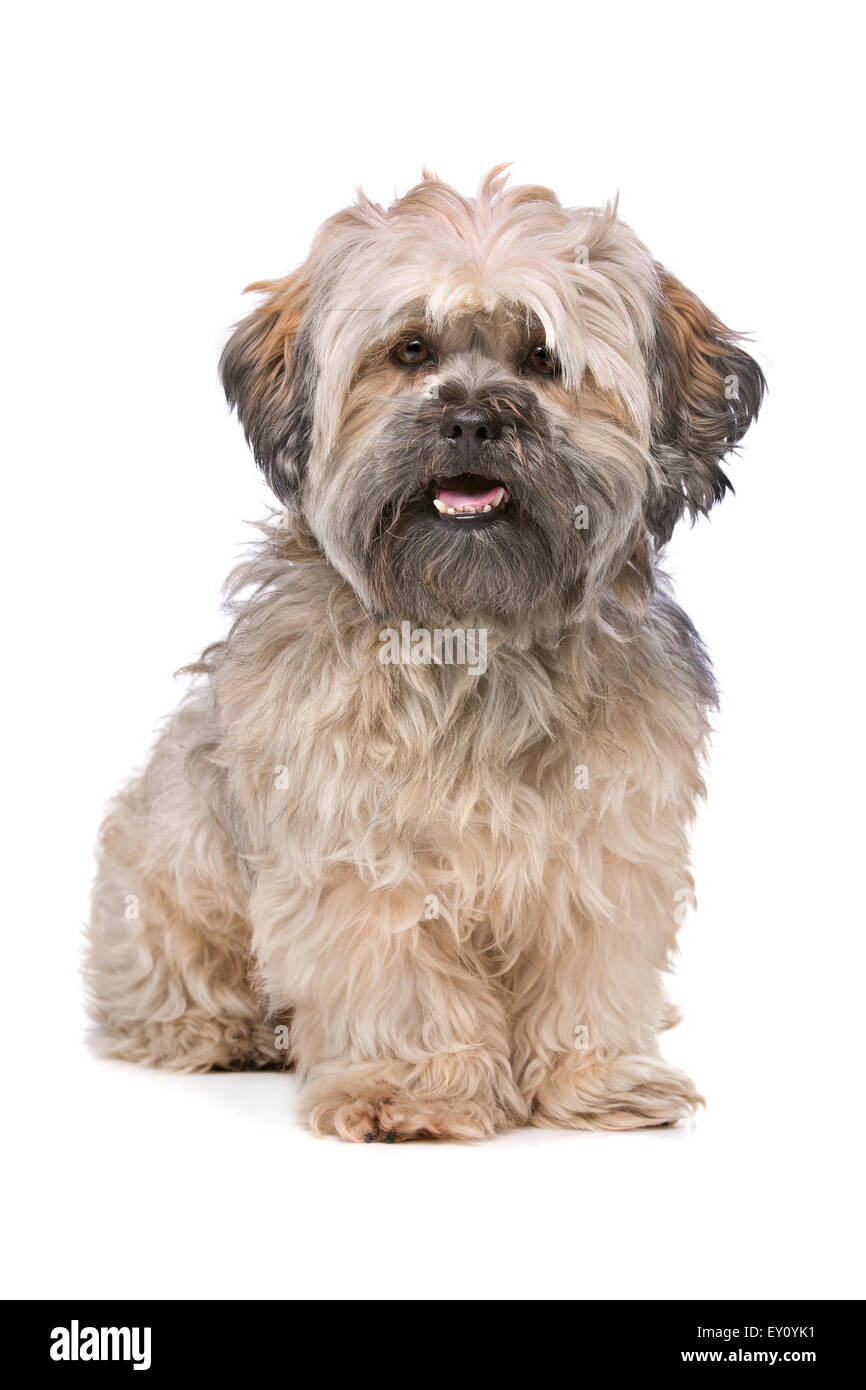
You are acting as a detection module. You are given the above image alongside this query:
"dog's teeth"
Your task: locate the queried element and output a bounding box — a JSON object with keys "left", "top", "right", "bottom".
{"left": 438, "top": 494, "right": 506, "bottom": 517}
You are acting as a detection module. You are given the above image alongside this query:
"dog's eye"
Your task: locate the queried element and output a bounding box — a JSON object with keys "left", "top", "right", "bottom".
{"left": 393, "top": 336, "right": 432, "bottom": 367}
{"left": 526, "top": 344, "right": 558, "bottom": 375}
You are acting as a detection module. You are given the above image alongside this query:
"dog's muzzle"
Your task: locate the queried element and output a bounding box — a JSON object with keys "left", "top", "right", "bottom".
{"left": 432, "top": 404, "right": 511, "bottom": 523}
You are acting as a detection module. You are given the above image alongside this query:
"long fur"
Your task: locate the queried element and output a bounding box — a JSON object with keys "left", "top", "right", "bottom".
{"left": 85, "top": 169, "right": 764, "bottom": 1141}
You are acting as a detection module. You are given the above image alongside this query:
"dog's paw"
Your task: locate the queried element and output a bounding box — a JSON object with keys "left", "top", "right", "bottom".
{"left": 308, "top": 1092, "right": 499, "bottom": 1143}
{"left": 530, "top": 1054, "right": 703, "bottom": 1132}
{"left": 301, "top": 1063, "right": 521, "bottom": 1143}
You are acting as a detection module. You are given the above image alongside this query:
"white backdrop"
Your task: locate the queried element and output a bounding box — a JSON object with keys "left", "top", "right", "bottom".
{"left": 2, "top": 0, "right": 863, "bottom": 1300}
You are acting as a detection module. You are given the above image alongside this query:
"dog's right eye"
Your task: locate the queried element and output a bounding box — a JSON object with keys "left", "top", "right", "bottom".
{"left": 393, "top": 336, "right": 432, "bottom": 368}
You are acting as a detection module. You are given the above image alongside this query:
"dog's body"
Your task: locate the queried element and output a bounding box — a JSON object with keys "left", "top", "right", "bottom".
{"left": 86, "top": 171, "right": 763, "bottom": 1140}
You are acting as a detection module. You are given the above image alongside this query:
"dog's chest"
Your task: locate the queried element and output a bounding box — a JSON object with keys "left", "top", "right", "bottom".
{"left": 224, "top": 606, "right": 707, "bottom": 925}
{"left": 315, "top": 676, "right": 624, "bottom": 886}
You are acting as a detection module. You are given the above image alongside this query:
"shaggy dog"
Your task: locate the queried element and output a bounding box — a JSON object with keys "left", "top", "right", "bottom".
{"left": 86, "top": 169, "right": 764, "bottom": 1141}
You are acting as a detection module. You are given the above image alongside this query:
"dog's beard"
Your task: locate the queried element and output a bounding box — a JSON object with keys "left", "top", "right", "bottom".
{"left": 371, "top": 483, "right": 567, "bottom": 622}
{"left": 317, "top": 394, "right": 645, "bottom": 625}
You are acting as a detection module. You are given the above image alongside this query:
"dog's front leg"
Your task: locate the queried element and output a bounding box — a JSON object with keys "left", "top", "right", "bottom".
{"left": 510, "top": 854, "right": 703, "bottom": 1131}
{"left": 252, "top": 874, "right": 527, "bottom": 1142}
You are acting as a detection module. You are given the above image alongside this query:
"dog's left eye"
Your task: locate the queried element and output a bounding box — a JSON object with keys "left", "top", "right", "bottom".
{"left": 526, "top": 344, "right": 558, "bottom": 375}
{"left": 393, "top": 336, "right": 432, "bottom": 367}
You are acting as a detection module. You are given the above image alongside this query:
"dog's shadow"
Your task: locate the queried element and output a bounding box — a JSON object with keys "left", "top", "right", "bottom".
{"left": 93, "top": 1058, "right": 700, "bottom": 1144}
{"left": 93, "top": 1056, "right": 303, "bottom": 1132}
{"left": 187, "top": 1068, "right": 304, "bottom": 1131}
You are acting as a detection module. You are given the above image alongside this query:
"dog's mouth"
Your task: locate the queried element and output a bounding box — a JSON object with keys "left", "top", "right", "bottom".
{"left": 431, "top": 473, "right": 511, "bottom": 522}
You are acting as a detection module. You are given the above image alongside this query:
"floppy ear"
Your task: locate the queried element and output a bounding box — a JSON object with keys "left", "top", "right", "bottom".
{"left": 219, "top": 269, "right": 315, "bottom": 505}
{"left": 646, "top": 267, "right": 765, "bottom": 545}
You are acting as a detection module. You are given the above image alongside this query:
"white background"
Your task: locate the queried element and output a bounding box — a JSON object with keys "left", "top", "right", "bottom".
{"left": 3, "top": 0, "right": 864, "bottom": 1301}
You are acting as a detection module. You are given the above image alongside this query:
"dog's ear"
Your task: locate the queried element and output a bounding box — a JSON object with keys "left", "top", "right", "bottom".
{"left": 219, "top": 270, "right": 315, "bottom": 505}
{"left": 646, "top": 267, "right": 765, "bottom": 546}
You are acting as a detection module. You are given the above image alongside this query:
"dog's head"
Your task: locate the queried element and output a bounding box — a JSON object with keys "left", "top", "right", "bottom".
{"left": 221, "top": 169, "right": 764, "bottom": 623}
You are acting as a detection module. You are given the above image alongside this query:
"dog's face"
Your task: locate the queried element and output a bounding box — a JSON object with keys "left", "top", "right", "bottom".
{"left": 221, "top": 170, "right": 764, "bottom": 623}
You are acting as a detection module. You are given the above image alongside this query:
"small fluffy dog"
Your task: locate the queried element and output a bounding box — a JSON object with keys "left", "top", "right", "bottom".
{"left": 86, "top": 169, "right": 764, "bottom": 1141}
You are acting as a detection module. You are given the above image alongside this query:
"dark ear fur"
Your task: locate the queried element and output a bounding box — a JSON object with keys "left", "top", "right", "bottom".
{"left": 219, "top": 270, "right": 314, "bottom": 505}
{"left": 647, "top": 267, "right": 766, "bottom": 545}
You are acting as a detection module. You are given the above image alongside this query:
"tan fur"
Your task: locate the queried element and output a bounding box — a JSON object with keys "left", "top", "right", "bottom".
{"left": 85, "top": 170, "right": 764, "bottom": 1141}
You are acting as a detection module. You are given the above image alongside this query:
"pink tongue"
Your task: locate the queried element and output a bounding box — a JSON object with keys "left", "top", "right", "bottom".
{"left": 436, "top": 482, "right": 504, "bottom": 509}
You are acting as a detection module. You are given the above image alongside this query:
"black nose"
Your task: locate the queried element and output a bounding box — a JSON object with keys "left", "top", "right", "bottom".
{"left": 439, "top": 403, "right": 503, "bottom": 467}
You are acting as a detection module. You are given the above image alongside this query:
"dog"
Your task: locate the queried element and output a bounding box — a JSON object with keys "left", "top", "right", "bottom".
{"left": 85, "top": 168, "right": 764, "bottom": 1141}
